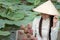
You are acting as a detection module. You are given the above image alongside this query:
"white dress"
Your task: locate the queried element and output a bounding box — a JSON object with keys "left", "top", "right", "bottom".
{"left": 41, "top": 18, "right": 50, "bottom": 40}
{"left": 32, "top": 16, "right": 59, "bottom": 40}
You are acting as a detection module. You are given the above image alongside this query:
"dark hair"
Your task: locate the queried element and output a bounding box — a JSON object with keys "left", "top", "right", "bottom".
{"left": 39, "top": 15, "right": 54, "bottom": 40}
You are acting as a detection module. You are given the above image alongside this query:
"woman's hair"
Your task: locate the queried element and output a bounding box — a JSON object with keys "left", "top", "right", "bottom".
{"left": 39, "top": 15, "right": 54, "bottom": 40}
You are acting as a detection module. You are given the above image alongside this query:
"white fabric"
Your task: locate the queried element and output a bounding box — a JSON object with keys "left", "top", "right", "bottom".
{"left": 33, "top": 0, "right": 59, "bottom": 16}
{"left": 42, "top": 18, "right": 50, "bottom": 40}
{"left": 32, "top": 16, "right": 59, "bottom": 40}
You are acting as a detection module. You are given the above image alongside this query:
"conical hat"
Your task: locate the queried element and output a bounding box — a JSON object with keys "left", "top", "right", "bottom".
{"left": 33, "top": 0, "right": 60, "bottom": 16}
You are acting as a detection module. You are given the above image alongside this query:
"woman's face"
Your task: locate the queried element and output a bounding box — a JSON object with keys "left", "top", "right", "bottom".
{"left": 41, "top": 13, "right": 50, "bottom": 19}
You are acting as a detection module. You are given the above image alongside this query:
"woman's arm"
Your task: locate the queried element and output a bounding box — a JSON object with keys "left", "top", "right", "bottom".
{"left": 51, "top": 16, "right": 59, "bottom": 40}
{"left": 32, "top": 18, "right": 37, "bottom": 36}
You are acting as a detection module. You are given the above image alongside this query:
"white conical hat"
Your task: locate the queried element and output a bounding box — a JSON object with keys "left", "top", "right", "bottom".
{"left": 33, "top": 0, "right": 60, "bottom": 16}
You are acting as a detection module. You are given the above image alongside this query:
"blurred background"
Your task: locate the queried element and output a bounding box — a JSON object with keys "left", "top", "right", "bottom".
{"left": 0, "top": 0, "right": 60, "bottom": 40}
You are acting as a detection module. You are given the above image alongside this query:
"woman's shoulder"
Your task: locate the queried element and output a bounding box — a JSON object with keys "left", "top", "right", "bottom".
{"left": 32, "top": 16, "right": 41, "bottom": 25}
{"left": 33, "top": 16, "right": 41, "bottom": 21}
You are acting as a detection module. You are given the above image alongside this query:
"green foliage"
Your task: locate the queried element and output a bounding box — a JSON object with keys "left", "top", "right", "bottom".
{"left": 55, "top": 5, "right": 60, "bottom": 10}
{"left": 34, "top": 0, "right": 41, "bottom": 6}
{"left": 26, "top": 0, "right": 41, "bottom": 6}
{"left": 0, "top": 19, "right": 5, "bottom": 28}
{"left": 0, "top": 0, "right": 60, "bottom": 37}
{"left": 0, "top": 30, "right": 10, "bottom": 36}
{"left": 18, "top": 5, "right": 34, "bottom": 11}
{"left": 26, "top": 0, "right": 35, "bottom": 3}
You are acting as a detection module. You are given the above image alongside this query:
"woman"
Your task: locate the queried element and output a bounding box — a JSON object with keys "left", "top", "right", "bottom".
{"left": 32, "top": 0, "right": 59, "bottom": 40}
